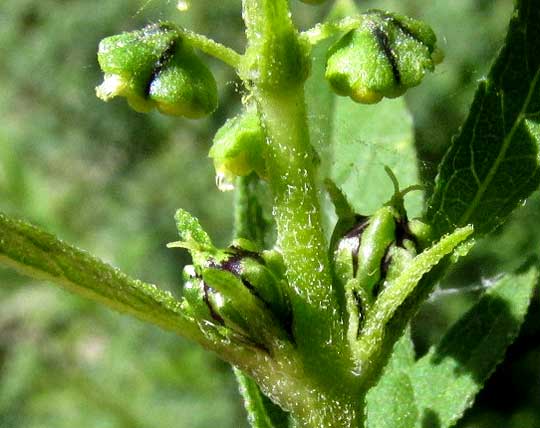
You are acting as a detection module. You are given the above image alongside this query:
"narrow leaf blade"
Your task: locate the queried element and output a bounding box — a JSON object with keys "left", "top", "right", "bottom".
{"left": 367, "top": 371, "right": 418, "bottom": 428}
{"left": 235, "top": 369, "right": 290, "bottom": 428}
{"left": 0, "top": 212, "right": 202, "bottom": 341}
{"left": 410, "top": 264, "right": 538, "bottom": 428}
{"left": 427, "top": 0, "right": 540, "bottom": 236}
{"left": 367, "top": 329, "right": 418, "bottom": 428}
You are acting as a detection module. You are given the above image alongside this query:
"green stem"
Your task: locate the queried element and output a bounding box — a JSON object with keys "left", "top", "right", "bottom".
{"left": 0, "top": 212, "right": 257, "bottom": 368}
{"left": 239, "top": 5, "right": 366, "bottom": 428}
{"left": 178, "top": 27, "right": 242, "bottom": 68}
{"left": 241, "top": 0, "right": 344, "bottom": 366}
{"left": 300, "top": 16, "right": 362, "bottom": 46}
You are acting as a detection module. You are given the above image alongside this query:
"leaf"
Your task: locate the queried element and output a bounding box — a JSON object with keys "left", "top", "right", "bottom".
{"left": 427, "top": 0, "right": 540, "bottom": 237}
{"left": 410, "top": 264, "right": 538, "bottom": 428}
{"left": 235, "top": 369, "right": 290, "bottom": 428}
{"left": 306, "top": 1, "right": 423, "bottom": 218}
{"left": 366, "top": 329, "right": 418, "bottom": 428}
{"left": 174, "top": 208, "right": 213, "bottom": 247}
{"left": 0, "top": 212, "right": 204, "bottom": 342}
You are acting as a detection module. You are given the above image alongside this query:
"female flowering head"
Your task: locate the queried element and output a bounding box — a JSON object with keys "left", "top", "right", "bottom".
{"left": 96, "top": 22, "right": 218, "bottom": 118}
{"left": 325, "top": 10, "right": 440, "bottom": 104}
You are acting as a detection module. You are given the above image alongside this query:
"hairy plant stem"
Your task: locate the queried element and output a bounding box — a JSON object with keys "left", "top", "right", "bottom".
{"left": 240, "top": 1, "right": 363, "bottom": 427}
{"left": 242, "top": 0, "right": 344, "bottom": 368}
{"left": 177, "top": 27, "right": 242, "bottom": 68}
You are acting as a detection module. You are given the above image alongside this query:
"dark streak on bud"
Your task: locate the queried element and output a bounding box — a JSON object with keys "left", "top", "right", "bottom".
{"left": 386, "top": 16, "right": 423, "bottom": 46}
{"left": 207, "top": 251, "right": 268, "bottom": 308}
{"left": 233, "top": 334, "right": 272, "bottom": 355}
{"left": 227, "top": 246, "right": 265, "bottom": 264}
{"left": 353, "top": 290, "right": 364, "bottom": 338}
{"left": 366, "top": 10, "right": 426, "bottom": 47}
{"left": 371, "top": 25, "right": 401, "bottom": 84}
{"left": 215, "top": 254, "right": 243, "bottom": 276}
{"left": 145, "top": 38, "right": 178, "bottom": 97}
{"left": 373, "top": 244, "right": 393, "bottom": 298}
{"left": 344, "top": 215, "right": 370, "bottom": 276}
{"left": 395, "top": 215, "right": 418, "bottom": 248}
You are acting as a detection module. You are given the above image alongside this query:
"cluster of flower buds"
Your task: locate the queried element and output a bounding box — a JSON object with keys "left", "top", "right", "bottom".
{"left": 325, "top": 10, "right": 440, "bottom": 104}
{"left": 330, "top": 178, "right": 430, "bottom": 339}
{"left": 334, "top": 206, "right": 417, "bottom": 301}
{"left": 170, "top": 210, "right": 291, "bottom": 348}
{"left": 96, "top": 22, "right": 218, "bottom": 118}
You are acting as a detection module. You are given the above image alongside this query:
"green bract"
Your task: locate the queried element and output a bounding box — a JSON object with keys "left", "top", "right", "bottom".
{"left": 325, "top": 10, "right": 438, "bottom": 104}
{"left": 96, "top": 22, "right": 218, "bottom": 118}
{"left": 209, "top": 109, "right": 267, "bottom": 189}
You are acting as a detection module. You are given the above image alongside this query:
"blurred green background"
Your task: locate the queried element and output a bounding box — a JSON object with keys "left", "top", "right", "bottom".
{"left": 0, "top": 1, "right": 538, "bottom": 427}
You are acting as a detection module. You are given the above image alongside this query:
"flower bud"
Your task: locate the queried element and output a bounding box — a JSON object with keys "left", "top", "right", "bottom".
{"left": 334, "top": 203, "right": 423, "bottom": 342}
{"left": 209, "top": 109, "right": 266, "bottom": 190}
{"left": 181, "top": 264, "right": 221, "bottom": 325}
{"left": 96, "top": 22, "right": 217, "bottom": 118}
{"left": 211, "top": 245, "right": 291, "bottom": 324}
{"left": 181, "top": 263, "right": 274, "bottom": 347}
{"left": 171, "top": 210, "right": 291, "bottom": 344}
{"left": 334, "top": 207, "right": 397, "bottom": 299}
{"left": 325, "top": 10, "right": 438, "bottom": 104}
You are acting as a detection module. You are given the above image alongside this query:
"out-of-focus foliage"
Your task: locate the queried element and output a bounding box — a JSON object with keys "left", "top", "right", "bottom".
{"left": 0, "top": 1, "right": 538, "bottom": 427}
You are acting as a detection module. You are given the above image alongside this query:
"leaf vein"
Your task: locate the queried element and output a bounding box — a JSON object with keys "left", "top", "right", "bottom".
{"left": 457, "top": 66, "right": 540, "bottom": 226}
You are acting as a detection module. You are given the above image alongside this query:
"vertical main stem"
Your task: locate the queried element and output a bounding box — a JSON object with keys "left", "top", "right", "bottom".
{"left": 240, "top": 2, "right": 364, "bottom": 426}
{"left": 241, "top": 0, "right": 346, "bottom": 377}
{"left": 257, "top": 88, "right": 342, "bottom": 358}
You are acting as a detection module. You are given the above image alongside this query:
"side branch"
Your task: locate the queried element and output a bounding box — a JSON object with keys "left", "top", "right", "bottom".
{"left": 0, "top": 212, "right": 202, "bottom": 341}
{"left": 178, "top": 27, "right": 242, "bottom": 68}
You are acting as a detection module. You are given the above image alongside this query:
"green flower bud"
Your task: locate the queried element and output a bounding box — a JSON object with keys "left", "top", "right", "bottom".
{"left": 325, "top": 10, "right": 438, "bottom": 104}
{"left": 170, "top": 210, "right": 291, "bottom": 345}
{"left": 181, "top": 264, "right": 221, "bottom": 326}
{"left": 210, "top": 245, "right": 291, "bottom": 325}
{"left": 181, "top": 263, "right": 275, "bottom": 347}
{"left": 209, "top": 109, "right": 266, "bottom": 191}
{"left": 96, "top": 22, "right": 217, "bottom": 118}
{"left": 335, "top": 207, "right": 397, "bottom": 298}
{"left": 334, "top": 205, "right": 421, "bottom": 341}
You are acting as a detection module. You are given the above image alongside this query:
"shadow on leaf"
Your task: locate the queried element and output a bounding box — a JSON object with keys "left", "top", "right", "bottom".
{"left": 421, "top": 409, "right": 441, "bottom": 428}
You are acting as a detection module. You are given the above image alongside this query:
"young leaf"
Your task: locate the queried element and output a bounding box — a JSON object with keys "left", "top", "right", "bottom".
{"left": 235, "top": 369, "right": 290, "bottom": 428}
{"left": 306, "top": 1, "right": 423, "bottom": 218}
{"left": 366, "top": 330, "right": 418, "bottom": 428}
{"left": 0, "top": 212, "right": 203, "bottom": 342}
{"left": 410, "top": 264, "right": 538, "bottom": 428}
{"left": 427, "top": 0, "right": 540, "bottom": 237}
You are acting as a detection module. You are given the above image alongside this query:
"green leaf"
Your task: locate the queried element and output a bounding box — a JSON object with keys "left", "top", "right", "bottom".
{"left": 235, "top": 369, "right": 290, "bottom": 428}
{"left": 366, "top": 329, "right": 418, "bottom": 428}
{"left": 0, "top": 212, "right": 203, "bottom": 342}
{"left": 306, "top": 1, "right": 423, "bottom": 218}
{"left": 410, "top": 264, "right": 538, "bottom": 428}
{"left": 367, "top": 372, "right": 417, "bottom": 428}
{"left": 330, "top": 98, "right": 423, "bottom": 217}
{"left": 174, "top": 208, "right": 213, "bottom": 247}
{"left": 427, "top": 0, "right": 540, "bottom": 237}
